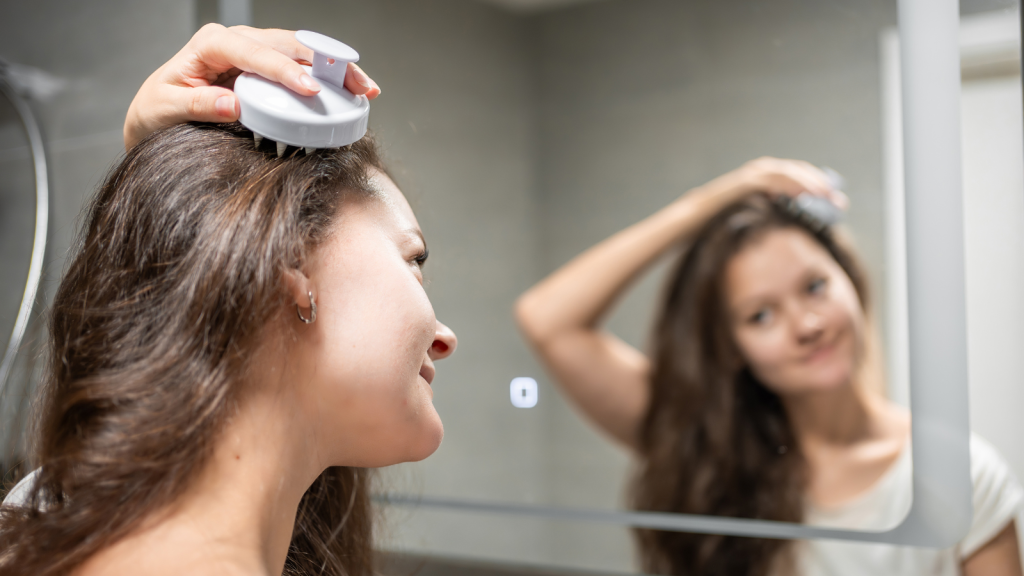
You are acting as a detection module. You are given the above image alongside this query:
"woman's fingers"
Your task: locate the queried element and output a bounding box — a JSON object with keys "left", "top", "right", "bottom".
{"left": 740, "top": 157, "right": 848, "bottom": 210}
{"left": 829, "top": 189, "right": 850, "bottom": 210}
{"left": 227, "top": 26, "right": 315, "bottom": 63}
{"left": 175, "top": 84, "right": 240, "bottom": 122}
{"left": 344, "top": 63, "right": 381, "bottom": 99}
{"left": 763, "top": 159, "right": 834, "bottom": 197}
{"left": 798, "top": 161, "right": 837, "bottom": 195}
{"left": 789, "top": 161, "right": 849, "bottom": 209}
{"left": 191, "top": 24, "right": 321, "bottom": 96}
{"left": 777, "top": 160, "right": 830, "bottom": 197}
{"left": 216, "top": 25, "right": 381, "bottom": 100}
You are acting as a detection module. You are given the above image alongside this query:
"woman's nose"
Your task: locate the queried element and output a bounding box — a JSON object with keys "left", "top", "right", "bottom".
{"left": 795, "top": 310, "right": 824, "bottom": 342}
{"left": 429, "top": 320, "right": 458, "bottom": 360}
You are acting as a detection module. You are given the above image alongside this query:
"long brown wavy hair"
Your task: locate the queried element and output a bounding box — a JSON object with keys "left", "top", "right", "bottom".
{"left": 0, "top": 122, "right": 387, "bottom": 575}
{"left": 631, "top": 195, "right": 870, "bottom": 576}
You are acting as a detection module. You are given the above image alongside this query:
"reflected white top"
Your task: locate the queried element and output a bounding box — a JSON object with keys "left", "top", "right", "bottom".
{"left": 1, "top": 467, "right": 37, "bottom": 508}
{"left": 805, "top": 437, "right": 913, "bottom": 532}
{"left": 792, "top": 433, "right": 1023, "bottom": 576}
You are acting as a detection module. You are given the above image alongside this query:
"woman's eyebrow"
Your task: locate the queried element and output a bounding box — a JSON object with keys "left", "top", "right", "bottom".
{"left": 399, "top": 227, "right": 427, "bottom": 249}
{"left": 733, "top": 300, "right": 765, "bottom": 318}
{"left": 733, "top": 289, "right": 775, "bottom": 309}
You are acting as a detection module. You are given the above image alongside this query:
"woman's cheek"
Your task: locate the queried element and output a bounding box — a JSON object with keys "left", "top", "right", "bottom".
{"left": 736, "top": 328, "right": 791, "bottom": 389}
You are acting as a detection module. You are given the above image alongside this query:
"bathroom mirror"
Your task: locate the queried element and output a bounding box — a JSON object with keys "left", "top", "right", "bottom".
{"left": 257, "top": 0, "right": 1016, "bottom": 568}
{"left": 0, "top": 73, "right": 47, "bottom": 470}
{"left": 0, "top": 95, "right": 34, "bottom": 354}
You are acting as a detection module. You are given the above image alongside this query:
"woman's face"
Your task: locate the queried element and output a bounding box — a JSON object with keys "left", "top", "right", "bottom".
{"left": 724, "top": 228, "right": 863, "bottom": 396}
{"left": 289, "top": 170, "right": 457, "bottom": 468}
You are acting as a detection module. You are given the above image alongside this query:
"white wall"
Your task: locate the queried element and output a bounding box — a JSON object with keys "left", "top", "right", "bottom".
{"left": 962, "top": 72, "right": 1024, "bottom": 503}
{"left": 961, "top": 61, "right": 1024, "bottom": 569}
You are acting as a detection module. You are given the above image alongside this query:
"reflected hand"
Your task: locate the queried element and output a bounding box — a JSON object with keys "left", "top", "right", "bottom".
{"left": 728, "top": 157, "right": 849, "bottom": 210}
{"left": 123, "top": 24, "right": 381, "bottom": 150}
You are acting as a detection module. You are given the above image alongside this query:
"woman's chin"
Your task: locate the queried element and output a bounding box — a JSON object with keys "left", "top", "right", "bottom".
{"left": 769, "top": 363, "right": 855, "bottom": 396}
{"left": 795, "top": 367, "right": 855, "bottom": 394}
{"left": 405, "top": 417, "right": 444, "bottom": 462}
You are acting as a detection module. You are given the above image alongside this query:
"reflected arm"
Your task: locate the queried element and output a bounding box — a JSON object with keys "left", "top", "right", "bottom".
{"left": 515, "top": 173, "right": 754, "bottom": 448}
{"left": 963, "top": 522, "right": 1023, "bottom": 576}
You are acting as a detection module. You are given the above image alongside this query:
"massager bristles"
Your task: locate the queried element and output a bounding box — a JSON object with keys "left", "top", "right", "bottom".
{"left": 252, "top": 132, "right": 317, "bottom": 157}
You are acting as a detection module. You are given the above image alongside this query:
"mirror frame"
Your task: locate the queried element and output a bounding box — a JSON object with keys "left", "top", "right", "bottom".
{"left": 0, "top": 69, "right": 49, "bottom": 405}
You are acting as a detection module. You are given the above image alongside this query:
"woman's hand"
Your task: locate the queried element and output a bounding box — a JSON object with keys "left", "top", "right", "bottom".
{"left": 123, "top": 24, "right": 381, "bottom": 150}
{"left": 710, "top": 156, "right": 849, "bottom": 209}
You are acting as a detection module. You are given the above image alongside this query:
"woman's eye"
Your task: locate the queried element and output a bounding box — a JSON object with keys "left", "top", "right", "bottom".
{"left": 413, "top": 249, "right": 429, "bottom": 268}
{"left": 749, "top": 309, "right": 772, "bottom": 325}
{"left": 808, "top": 277, "right": 827, "bottom": 295}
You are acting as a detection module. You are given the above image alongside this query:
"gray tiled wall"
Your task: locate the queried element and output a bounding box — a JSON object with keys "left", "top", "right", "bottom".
{"left": 2, "top": 0, "right": 1015, "bottom": 573}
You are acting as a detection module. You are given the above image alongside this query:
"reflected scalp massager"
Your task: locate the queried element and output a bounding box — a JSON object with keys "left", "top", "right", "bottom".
{"left": 778, "top": 167, "right": 846, "bottom": 231}
{"left": 234, "top": 30, "right": 370, "bottom": 157}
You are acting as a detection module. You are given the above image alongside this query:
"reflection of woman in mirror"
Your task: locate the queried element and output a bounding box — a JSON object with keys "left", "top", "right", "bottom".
{"left": 517, "top": 158, "right": 1023, "bottom": 575}
{"left": 0, "top": 26, "right": 455, "bottom": 576}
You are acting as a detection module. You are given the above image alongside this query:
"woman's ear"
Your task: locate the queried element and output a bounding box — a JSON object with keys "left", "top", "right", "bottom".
{"left": 282, "top": 268, "right": 316, "bottom": 311}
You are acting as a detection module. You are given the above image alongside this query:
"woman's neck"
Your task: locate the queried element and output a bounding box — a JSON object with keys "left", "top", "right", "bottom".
{"left": 781, "top": 374, "right": 912, "bottom": 508}
{"left": 77, "top": 374, "right": 320, "bottom": 576}
{"left": 173, "top": 388, "right": 321, "bottom": 573}
{"left": 780, "top": 348, "right": 906, "bottom": 447}
{"left": 783, "top": 381, "right": 878, "bottom": 446}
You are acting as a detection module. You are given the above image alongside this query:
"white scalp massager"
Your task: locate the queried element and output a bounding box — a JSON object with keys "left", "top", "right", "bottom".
{"left": 234, "top": 30, "right": 370, "bottom": 157}
{"left": 782, "top": 167, "right": 846, "bottom": 230}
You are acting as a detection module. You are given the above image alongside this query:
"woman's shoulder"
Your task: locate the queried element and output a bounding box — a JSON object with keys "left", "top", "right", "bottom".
{"left": 961, "top": 432, "right": 1024, "bottom": 558}
{"left": 72, "top": 522, "right": 269, "bottom": 576}
{"left": 969, "top": 433, "right": 1017, "bottom": 480}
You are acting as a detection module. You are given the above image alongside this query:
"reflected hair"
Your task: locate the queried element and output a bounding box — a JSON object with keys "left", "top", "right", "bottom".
{"left": 630, "top": 195, "right": 870, "bottom": 576}
{"left": 0, "top": 122, "right": 386, "bottom": 575}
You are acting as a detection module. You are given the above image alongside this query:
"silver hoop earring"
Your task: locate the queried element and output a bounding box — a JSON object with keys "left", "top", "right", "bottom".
{"left": 296, "top": 291, "right": 317, "bottom": 324}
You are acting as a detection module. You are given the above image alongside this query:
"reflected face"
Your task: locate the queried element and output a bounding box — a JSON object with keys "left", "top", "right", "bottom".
{"left": 294, "top": 170, "right": 457, "bottom": 468}
{"left": 724, "top": 228, "right": 862, "bottom": 396}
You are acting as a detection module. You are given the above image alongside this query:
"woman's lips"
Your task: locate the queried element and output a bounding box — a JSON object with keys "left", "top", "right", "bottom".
{"left": 801, "top": 333, "right": 842, "bottom": 364}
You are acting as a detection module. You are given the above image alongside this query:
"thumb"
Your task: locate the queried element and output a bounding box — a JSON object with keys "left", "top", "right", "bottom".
{"left": 170, "top": 85, "right": 240, "bottom": 123}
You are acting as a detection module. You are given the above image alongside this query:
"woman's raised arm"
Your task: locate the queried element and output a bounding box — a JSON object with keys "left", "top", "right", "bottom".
{"left": 515, "top": 158, "right": 843, "bottom": 448}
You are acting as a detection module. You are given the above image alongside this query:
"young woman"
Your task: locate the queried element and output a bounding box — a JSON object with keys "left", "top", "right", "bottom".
{"left": 516, "top": 158, "right": 1023, "bottom": 576}
{"left": 0, "top": 28, "right": 455, "bottom": 576}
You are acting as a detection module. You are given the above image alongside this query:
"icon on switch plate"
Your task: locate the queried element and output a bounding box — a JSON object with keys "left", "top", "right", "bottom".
{"left": 510, "top": 377, "right": 538, "bottom": 408}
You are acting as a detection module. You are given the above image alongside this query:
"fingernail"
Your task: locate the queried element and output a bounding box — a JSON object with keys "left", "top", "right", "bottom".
{"left": 353, "top": 67, "right": 372, "bottom": 89}
{"left": 215, "top": 95, "right": 235, "bottom": 117}
{"left": 299, "top": 73, "right": 321, "bottom": 92}
{"left": 370, "top": 79, "right": 381, "bottom": 95}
